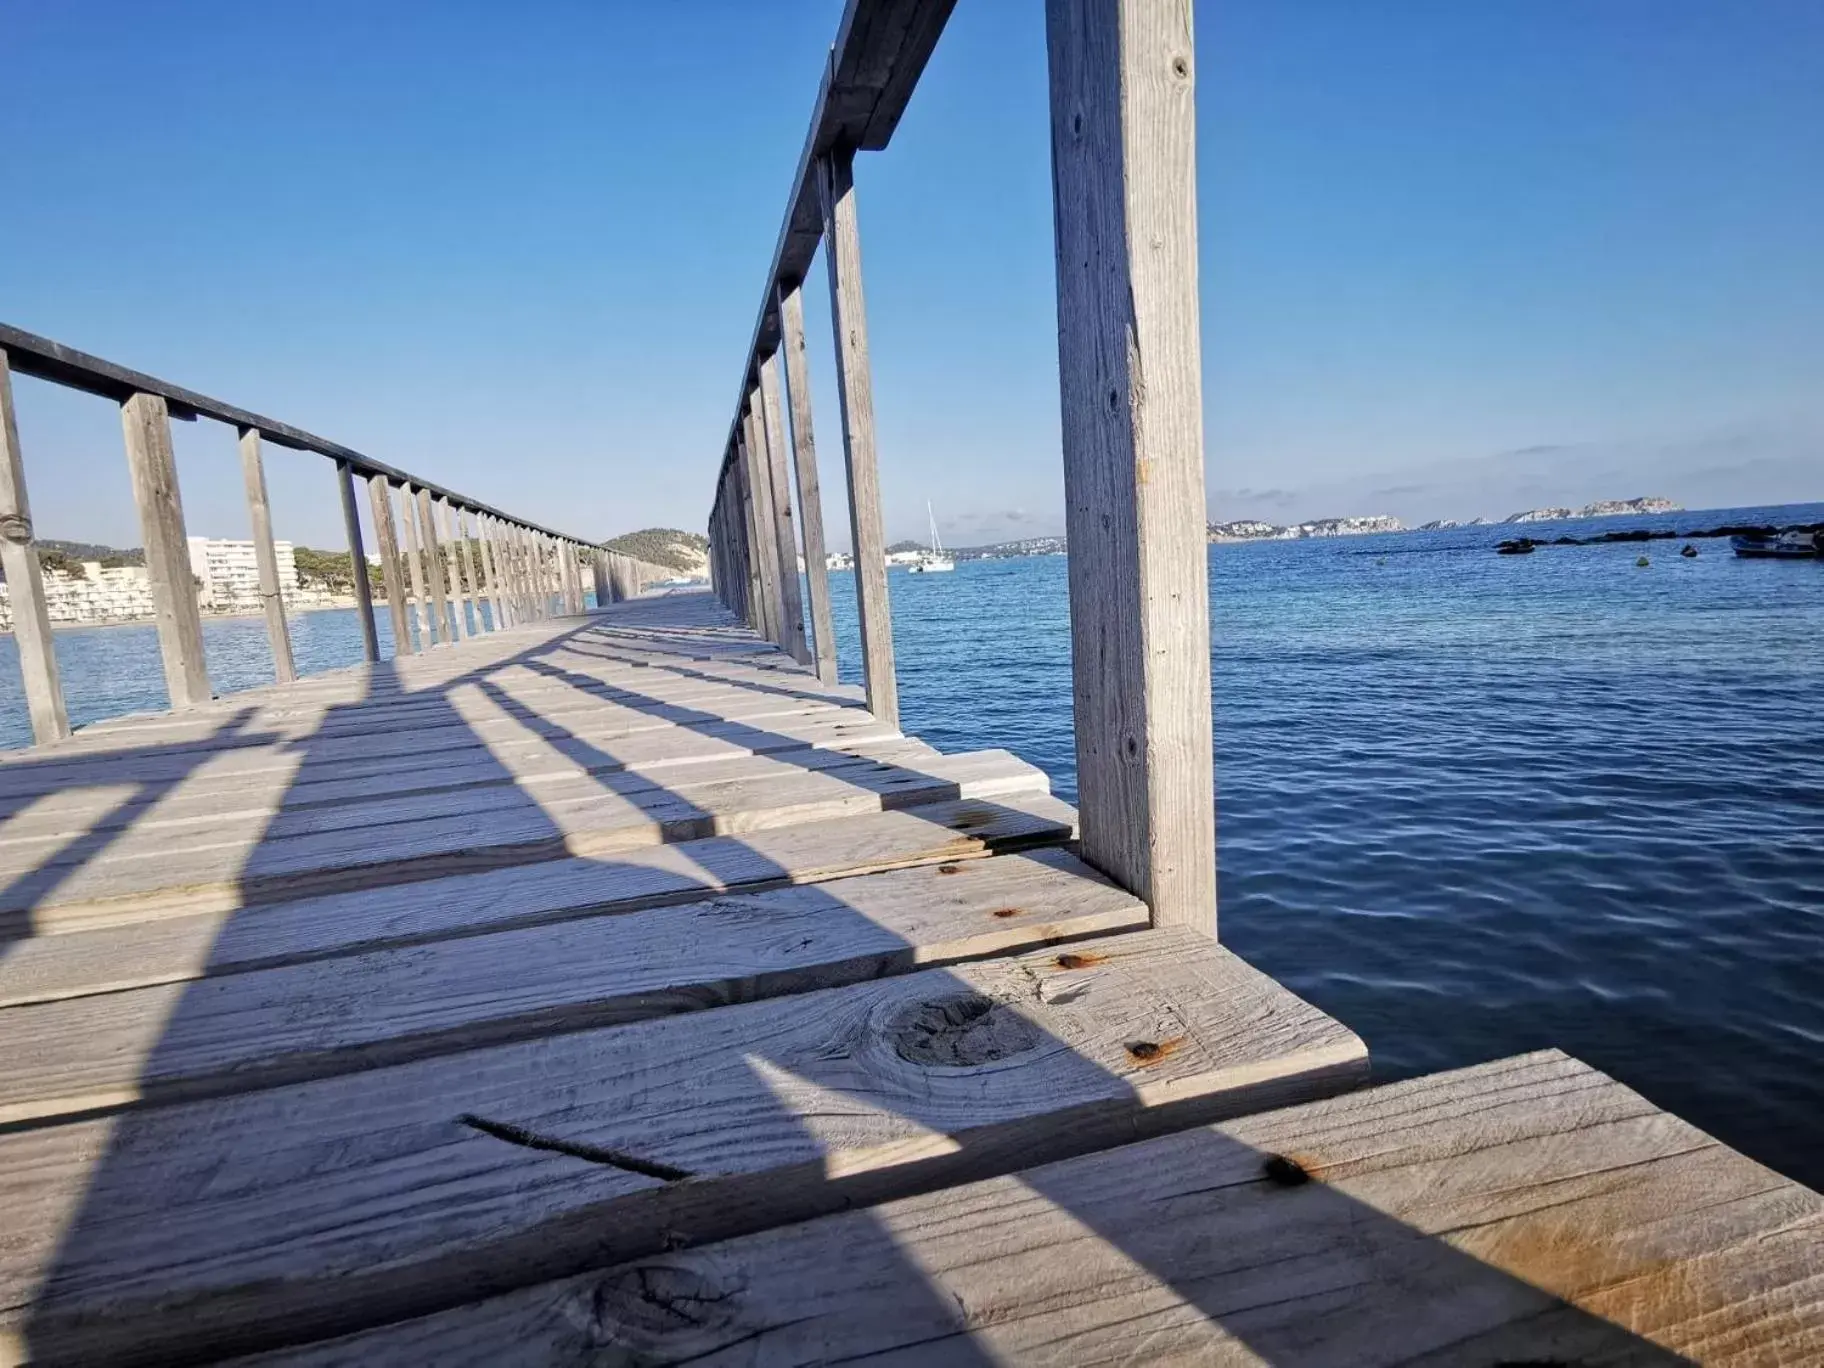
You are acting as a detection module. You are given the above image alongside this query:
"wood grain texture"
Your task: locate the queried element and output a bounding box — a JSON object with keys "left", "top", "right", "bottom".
{"left": 0, "top": 792, "right": 1080, "bottom": 1007}
{"left": 740, "top": 401, "right": 784, "bottom": 647}
{"left": 335, "top": 460, "right": 380, "bottom": 664}
{"left": 120, "top": 391, "right": 211, "bottom": 708}
{"left": 2, "top": 745, "right": 1052, "bottom": 932}
{"left": 0, "top": 849, "right": 1146, "bottom": 1124}
{"left": 415, "top": 486, "right": 451, "bottom": 644}
{"left": 262, "top": 1051, "right": 1824, "bottom": 1368}
{"left": 438, "top": 499, "right": 470, "bottom": 640}
{"left": 398, "top": 481, "right": 433, "bottom": 648}
{"left": 818, "top": 148, "right": 898, "bottom": 727}
{"left": 757, "top": 351, "right": 810, "bottom": 666}
{"left": 776, "top": 283, "right": 838, "bottom": 687}
{"left": 365, "top": 475, "right": 414, "bottom": 656}
{"left": 1047, "top": 0, "right": 1216, "bottom": 935}
{"left": 0, "top": 927, "right": 1364, "bottom": 1365}
{"left": 236, "top": 429, "right": 297, "bottom": 684}
{"left": 453, "top": 507, "right": 484, "bottom": 632}
{"left": 0, "top": 350, "right": 70, "bottom": 744}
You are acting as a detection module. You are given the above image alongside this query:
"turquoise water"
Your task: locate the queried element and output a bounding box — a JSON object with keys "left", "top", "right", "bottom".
{"left": 3, "top": 505, "right": 1820, "bottom": 1187}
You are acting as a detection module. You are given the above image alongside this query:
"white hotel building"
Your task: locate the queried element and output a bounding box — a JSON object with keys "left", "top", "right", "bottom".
{"left": 0, "top": 538, "right": 332, "bottom": 630}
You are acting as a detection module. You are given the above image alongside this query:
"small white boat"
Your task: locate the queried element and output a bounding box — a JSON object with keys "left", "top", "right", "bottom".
{"left": 907, "top": 502, "right": 955, "bottom": 573}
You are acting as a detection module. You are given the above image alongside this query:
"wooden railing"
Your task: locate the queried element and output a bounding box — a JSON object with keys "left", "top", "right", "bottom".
{"left": 705, "top": 0, "right": 1217, "bottom": 936}
{"left": 0, "top": 323, "right": 667, "bottom": 747}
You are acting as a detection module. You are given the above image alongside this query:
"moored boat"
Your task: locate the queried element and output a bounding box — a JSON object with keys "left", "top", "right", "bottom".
{"left": 1730, "top": 530, "right": 1818, "bottom": 559}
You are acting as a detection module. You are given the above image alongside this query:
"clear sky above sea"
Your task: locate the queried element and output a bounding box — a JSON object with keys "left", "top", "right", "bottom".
{"left": 3, "top": 0, "right": 1820, "bottom": 553}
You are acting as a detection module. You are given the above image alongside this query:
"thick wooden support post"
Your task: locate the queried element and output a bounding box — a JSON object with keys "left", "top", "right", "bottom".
{"left": 436, "top": 498, "right": 469, "bottom": 641}
{"left": 758, "top": 352, "right": 811, "bottom": 665}
{"left": 0, "top": 350, "right": 70, "bottom": 743}
{"left": 365, "top": 475, "right": 414, "bottom": 655}
{"left": 120, "top": 391, "right": 210, "bottom": 708}
{"left": 486, "top": 519, "right": 513, "bottom": 627}
{"left": 737, "top": 455, "right": 762, "bottom": 629}
{"left": 740, "top": 401, "right": 784, "bottom": 646}
{"left": 398, "top": 484, "right": 432, "bottom": 650}
{"left": 778, "top": 282, "right": 839, "bottom": 686}
{"left": 413, "top": 487, "right": 449, "bottom": 644}
{"left": 453, "top": 507, "right": 483, "bottom": 633}
{"left": 510, "top": 526, "right": 532, "bottom": 621}
{"left": 818, "top": 149, "right": 899, "bottom": 726}
{"left": 235, "top": 428, "right": 296, "bottom": 684}
{"left": 1047, "top": 0, "right": 1216, "bottom": 936}
{"left": 336, "top": 460, "right": 379, "bottom": 665}
{"left": 592, "top": 550, "right": 610, "bottom": 609}
{"left": 562, "top": 543, "right": 581, "bottom": 615}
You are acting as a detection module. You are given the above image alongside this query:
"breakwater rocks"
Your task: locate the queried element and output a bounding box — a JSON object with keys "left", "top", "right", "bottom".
{"left": 1499, "top": 521, "right": 1824, "bottom": 552}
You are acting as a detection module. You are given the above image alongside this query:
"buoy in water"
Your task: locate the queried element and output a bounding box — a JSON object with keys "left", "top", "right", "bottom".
{"left": 1636, "top": 555, "right": 1650, "bottom": 568}
{"left": 1680, "top": 543, "right": 1698, "bottom": 557}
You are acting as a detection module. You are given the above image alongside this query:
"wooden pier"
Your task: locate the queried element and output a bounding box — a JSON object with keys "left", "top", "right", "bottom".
{"left": 1, "top": 0, "right": 1819, "bottom": 1362}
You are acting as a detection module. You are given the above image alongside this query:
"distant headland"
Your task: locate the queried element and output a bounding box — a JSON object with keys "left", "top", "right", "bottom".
{"left": 1210, "top": 496, "right": 1684, "bottom": 542}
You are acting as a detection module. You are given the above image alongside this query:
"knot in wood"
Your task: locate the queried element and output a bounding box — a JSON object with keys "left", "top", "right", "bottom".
{"left": 891, "top": 992, "right": 1040, "bottom": 1067}
{"left": 0, "top": 513, "right": 33, "bottom": 545}
{"left": 574, "top": 1259, "right": 745, "bottom": 1351}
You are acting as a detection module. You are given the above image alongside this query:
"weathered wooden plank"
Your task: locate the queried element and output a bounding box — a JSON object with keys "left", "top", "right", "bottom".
{"left": 4, "top": 746, "right": 1052, "bottom": 932}
{"left": 0, "top": 849, "right": 1147, "bottom": 1124}
{"left": 483, "top": 516, "right": 509, "bottom": 627}
{"left": 0, "top": 792, "right": 1080, "bottom": 1007}
{"left": 438, "top": 498, "right": 471, "bottom": 640}
{"left": 1047, "top": 0, "right": 1217, "bottom": 936}
{"left": 335, "top": 459, "right": 380, "bottom": 664}
{"left": 739, "top": 403, "right": 784, "bottom": 647}
{"left": 264, "top": 1051, "right": 1824, "bottom": 1368}
{"left": 120, "top": 391, "right": 211, "bottom": 707}
{"left": 364, "top": 475, "right": 414, "bottom": 656}
{"left": 415, "top": 485, "right": 452, "bottom": 644}
{"left": 818, "top": 148, "right": 899, "bottom": 727}
{"left": 757, "top": 351, "right": 810, "bottom": 666}
{"left": 234, "top": 428, "right": 297, "bottom": 684}
{"left": 398, "top": 481, "right": 433, "bottom": 649}
{"left": 0, "top": 349, "right": 70, "bottom": 744}
{"left": 0, "top": 927, "right": 1364, "bottom": 1365}
{"left": 776, "top": 283, "right": 838, "bottom": 687}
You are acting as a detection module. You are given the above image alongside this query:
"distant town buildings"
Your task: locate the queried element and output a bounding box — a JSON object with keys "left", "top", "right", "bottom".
{"left": 1208, "top": 515, "right": 1404, "bottom": 542}
{"left": 0, "top": 538, "right": 335, "bottom": 630}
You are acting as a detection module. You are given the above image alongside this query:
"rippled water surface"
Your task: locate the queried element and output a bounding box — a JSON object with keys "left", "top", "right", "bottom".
{"left": 3, "top": 506, "right": 1820, "bottom": 1187}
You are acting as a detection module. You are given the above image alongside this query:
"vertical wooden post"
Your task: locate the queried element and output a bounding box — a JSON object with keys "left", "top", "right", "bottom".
{"left": 561, "top": 542, "right": 580, "bottom": 615}
{"left": 818, "top": 149, "right": 899, "bottom": 726}
{"left": 592, "top": 549, "right": 610, "bottom": 608}
{"left": 436, "top": 497, "right": 469, "bottom": 641}
{"left": 522, "top": 528, "right": 544, "bottom": 620}
{"left": 121, "top": 392, "right": 210, "bottom": 708}
{"left": 737, "top": 453, "right": 762, "bottom": 630}
{"left": 0, "top": 349, "right": 70, "bottom": 743}
{"left": 777, "top": 282, "right": 838, "bottom": 686}
{"left": 337, "top": 460, "right": 380, "bottom": 665}
{"left": 508, "top": 525, "right": 529, "bottom": 621}
{"left": 366, "top": 474, "right": 413, "bottom": 655}
{"left": 740, "top": 399, "right": 784, "bottom": 646}
{"left": 482, "top": 517, "right": 509, "bottom": 628}
{"left": 458, "top": 508, "right": 488, "bottom": 631}
{"left": 398, "top": 483, "right": 432, "bottom": 650}
{"left": 758, "top": 350, "right": 811, "bottom": 665}
{"left": 413, "top": 486, "right": 450, "bottom": 644}
{"left": 1046, "top": 0, "right": 1216, "bottom": 936}
{"left": 235, "top": 427, "right": 297, "bottom": 684}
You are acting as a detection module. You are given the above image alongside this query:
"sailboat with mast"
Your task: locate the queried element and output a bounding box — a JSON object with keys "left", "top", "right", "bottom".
{"left": 907, "top": 501, "right": 955, "bottom": 573}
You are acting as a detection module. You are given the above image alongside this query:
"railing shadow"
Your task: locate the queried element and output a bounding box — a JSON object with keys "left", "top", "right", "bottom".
{"left": 2, "top": 593, "right": 1692, "bottom": 1364}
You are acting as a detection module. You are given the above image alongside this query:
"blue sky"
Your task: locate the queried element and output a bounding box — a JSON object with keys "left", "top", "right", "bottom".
{"left": 2, "top": 0, "right": 1819, "bottom": 552}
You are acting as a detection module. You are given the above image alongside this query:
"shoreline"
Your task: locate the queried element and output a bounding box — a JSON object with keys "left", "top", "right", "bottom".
{"left": 0, "top": 599, "right": 366, "bottom": 636}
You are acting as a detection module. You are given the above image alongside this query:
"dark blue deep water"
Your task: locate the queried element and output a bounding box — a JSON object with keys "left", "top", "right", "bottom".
{"left": 2, "top": 503, "right": 1819, "bottom": 1188}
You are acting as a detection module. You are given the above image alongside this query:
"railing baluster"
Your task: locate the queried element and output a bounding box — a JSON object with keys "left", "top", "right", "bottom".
{"left": 455, "top": 507, "right": 484, "bottom": 632}
{"left": 817, "top": 149, "right": 898, "bottom": 726}
{"left": 776, "top": 282, "right": 838, "bottom": 686}
{"left": 413, "top": 486, "right": 450, "bottom": 644}
{"left": 120, "top": 391, "right": 211, "bottom": 708}
{"left": 398, "top": 483, "right": 432, "bottom": 651}
{"left": 366, "top": 474, "right": 413, "bottom": 655}
{"left": 336, "top": 459, "right": 380, "bottom": 665}
{"left": 235, "top": 427, "right": 297, "bottom": 683}
{"left": 1046, "top": 0, "right": 1215, "bottom": 935}
{"left": 740, "top": 396, "right": 784, "bottom": 646}
{"left": 435, "top": 497, "right": 469, "bottom": 641}
{"left": 0, "top": 348, "right": 71, "bottom": 743}
{"left": 758, "top": 350, "right": 810, "bottom": 665}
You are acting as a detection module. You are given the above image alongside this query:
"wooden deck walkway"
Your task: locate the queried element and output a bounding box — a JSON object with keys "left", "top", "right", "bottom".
{"left": 1, "top": 591, "right": 1817, "bottom": 1365}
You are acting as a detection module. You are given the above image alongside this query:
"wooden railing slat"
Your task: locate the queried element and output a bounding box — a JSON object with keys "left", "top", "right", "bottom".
{"left": 0, "top": 348, "right": 71, "bottom": 744}
{"left": 120, "top": 391, "right": 211, "bottom": 709}
{"left": 236, "top": 428, "right": 297, "bottom": 684}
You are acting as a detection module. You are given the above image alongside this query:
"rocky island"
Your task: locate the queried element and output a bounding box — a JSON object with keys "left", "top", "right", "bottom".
{"left": 1208, "top": 515, "right": 1403, "bottom": 542}
{"left": 1503, "top": 497, "right": 1681, "bottom": 523}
